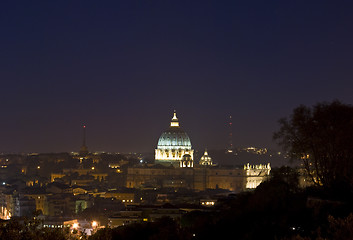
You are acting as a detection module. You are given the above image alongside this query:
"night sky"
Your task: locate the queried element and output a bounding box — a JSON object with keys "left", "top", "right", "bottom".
{"left": 1, "top": 1, "right": 353, "bottom": 153}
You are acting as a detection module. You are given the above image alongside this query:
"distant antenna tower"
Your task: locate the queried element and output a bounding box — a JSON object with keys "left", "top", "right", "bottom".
{"left": 227, "top": 115, "right": 234, "bottom": 153}
{"left": 79, "top": 124, "right": 89, "bottom": 156}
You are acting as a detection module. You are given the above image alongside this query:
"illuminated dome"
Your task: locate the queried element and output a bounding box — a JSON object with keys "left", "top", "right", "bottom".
{"left": 155, "top": 111, "right": 194, "bottom": 166}
{"left": 157, "top": 128, "right": 191, "bottom": 148}
{"left": 199, "top": 149, "right": 213, "bottom": 166}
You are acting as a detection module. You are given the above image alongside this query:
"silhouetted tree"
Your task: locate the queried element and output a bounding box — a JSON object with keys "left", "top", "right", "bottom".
{"left": 273, "top": 101, "right": 353, "bottom": 190}
{"left": 0, "top": 218, "right": 70, "bottom": 240}
{"left": 327, "top": 213, "right": 353, "bottom": 240}
{"left": 89, "top": 217, "right": 190, "bottom": 240}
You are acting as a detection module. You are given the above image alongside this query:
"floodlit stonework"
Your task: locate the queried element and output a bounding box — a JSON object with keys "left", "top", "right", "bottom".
{"left": 155, "top": 111, "right": 194, "bottom": 166}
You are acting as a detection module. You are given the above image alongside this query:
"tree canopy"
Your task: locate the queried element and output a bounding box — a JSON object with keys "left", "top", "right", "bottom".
{"left": 274, "top": 100, "right": 353, "bottom": 190}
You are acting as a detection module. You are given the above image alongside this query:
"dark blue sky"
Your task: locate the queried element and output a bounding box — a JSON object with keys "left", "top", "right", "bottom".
{"left": 1, "top": 1, "right": 353, "bottom": 153}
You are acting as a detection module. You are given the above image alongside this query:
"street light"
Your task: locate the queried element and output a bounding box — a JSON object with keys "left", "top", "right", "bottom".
{"left": 72, "top": 223, "right": 79, "bottom": 229}
{"left": 92, "top": 221, "right": 98, "bottom": 228}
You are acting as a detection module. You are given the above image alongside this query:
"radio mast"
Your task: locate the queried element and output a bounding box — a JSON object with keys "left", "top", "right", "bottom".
{"left": 226, "top": 115, "right": 233, "bottom": 153}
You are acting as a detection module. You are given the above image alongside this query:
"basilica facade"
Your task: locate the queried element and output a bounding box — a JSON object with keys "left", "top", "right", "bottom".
{"left": 126, "top": 111, "right": 271, "bottom": 192}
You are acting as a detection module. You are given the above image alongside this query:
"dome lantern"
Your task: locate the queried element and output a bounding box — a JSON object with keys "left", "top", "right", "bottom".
{"left": 170, "top": 110, "right": 179, "bottom": 127}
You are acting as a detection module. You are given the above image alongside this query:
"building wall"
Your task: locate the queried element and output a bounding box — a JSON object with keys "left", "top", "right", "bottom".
{"left": 24, "top": 194, "right": 47, "bottom": 215}
{"left": 103, "top": 192, "right": 135, "bottom": 204}
{"left": 244, "top": 163, "right": 271, "bottom": 189}
{"left": 47, "top": 194, "right": 75, "bottom": 217}
{"left": 75, "top": 199, "right": 89, "bottom": 214}
{"left": 51, "top": 173, "right": 65, "bottom": 182}
{"left": 14, "top": 196, "right": 36, "bottom": 217}
{"left": 204, "top": 168, "right": 246, "bottom": 192}
{"left": 92, "top": 173, "right": 108, "bottom": 181}
{"left": 126, "top": 165, "right": 269, "bottom": 192}
{"left": 126, "top": 167, "right": 194, "bottom": 189}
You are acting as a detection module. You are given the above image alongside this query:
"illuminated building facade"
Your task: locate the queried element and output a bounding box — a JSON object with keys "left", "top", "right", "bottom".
{"left": 244, "top": 163, "right": 271, "bottom": 189}
{"left": 130, "top": 111, "right": 271, "bottom": 192}
{"left": 155, "top": 111, "right": 194, "bottom": 166}
{"left": 126, "top": 164, "right": 270, "bottom": 192}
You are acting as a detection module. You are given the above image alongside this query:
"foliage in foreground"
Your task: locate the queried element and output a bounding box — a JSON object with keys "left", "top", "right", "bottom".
{"left": 89, "top": 216, "right": 191, "bottom": 240}
{"left": 0, "top": 218, "right": 70, "bottom": 240}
